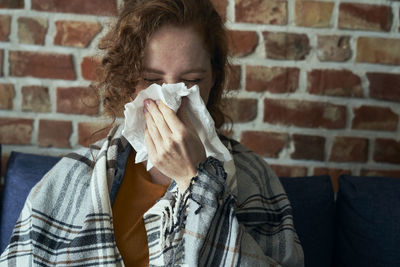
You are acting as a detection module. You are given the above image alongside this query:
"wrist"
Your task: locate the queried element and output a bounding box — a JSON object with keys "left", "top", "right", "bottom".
{"left": 177, "top": 180, "right": 191, "bottom": 192}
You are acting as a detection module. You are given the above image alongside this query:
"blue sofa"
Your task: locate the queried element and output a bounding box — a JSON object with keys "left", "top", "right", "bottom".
{"left": 1, "top": 149, "right": 400, "bottom": 267}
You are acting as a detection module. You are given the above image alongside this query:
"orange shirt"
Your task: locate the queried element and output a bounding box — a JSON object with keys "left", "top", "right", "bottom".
{"left": 112, "top": 152, "right": 169, "bottom": 267}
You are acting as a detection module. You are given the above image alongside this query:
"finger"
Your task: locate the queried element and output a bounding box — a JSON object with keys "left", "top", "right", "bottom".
{"left": 144, "top": 99, "right": 172, "bottom": 139}
{"left": 144, "top": 106, "right": 163, "bottom": 146}
{"left": 156, "top": 99, "right": 186, "bottom": 133}
{"left": 144, "top": 128, "right": 157, "bottom": 159}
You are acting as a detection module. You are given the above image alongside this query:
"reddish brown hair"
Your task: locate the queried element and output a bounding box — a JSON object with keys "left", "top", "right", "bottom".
{"left": 97, "top": 0, "right": 229, "bottom": 128}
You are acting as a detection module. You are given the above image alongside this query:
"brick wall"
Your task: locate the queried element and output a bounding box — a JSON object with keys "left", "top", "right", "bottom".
{"left": 1, "top": 0, "right": 400, "bottom": 190}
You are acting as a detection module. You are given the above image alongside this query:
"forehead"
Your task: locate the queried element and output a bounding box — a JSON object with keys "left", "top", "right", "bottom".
{"left": 143, "top": 25, "right": 210, "bottom": 71}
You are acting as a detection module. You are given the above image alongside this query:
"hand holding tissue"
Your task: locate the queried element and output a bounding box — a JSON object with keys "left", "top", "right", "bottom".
{"left": 121, "top": 83, "right": 233, "bottom": 175}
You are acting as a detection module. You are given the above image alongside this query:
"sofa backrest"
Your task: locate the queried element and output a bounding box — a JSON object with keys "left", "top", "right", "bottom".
{"left": 334, "top": 175, "right": 400, "bottom": 267}
{"left": 280, "top": 176, "right": 335, "bottom": 267}
{"left": 0, "top": 151, "right": 60, "bottom": 253}
{"left": 1, "top": 150, "right": 400, "bottom": 267}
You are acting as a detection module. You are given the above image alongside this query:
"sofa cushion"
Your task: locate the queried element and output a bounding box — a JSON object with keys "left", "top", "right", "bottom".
{"left": 280, "top": 175, "right": 335, "bottom": 267}
{"left": 0, "top": 144, "right": 2, "bottom": 210}
{"left": 0, "top": 144, "right": 2, "bottom": 179}
{"left": 0, "top": 151, "right": 60, "bottom": 253}
{"left": 334, "top": 175, "right": 400, "bottom": 267}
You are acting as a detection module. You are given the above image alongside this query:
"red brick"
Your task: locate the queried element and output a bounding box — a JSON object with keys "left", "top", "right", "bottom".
{"left": 246, "top": 66, "right": 299, "bottom": 93}
{"left": 78, "top": 122, "right": 112, "bottom": 147}
{"left": 264, "top": 99, "right": 346, "bottom": 129}
{"left": 314, "top": 167, "right": 352, "bottom": 193}
{"left": 21, "top": 86, "right": 50, "bottom": 113}
{"left": 270, "top": 164, "right": 308, "bottom": 177}
{"left": 0, "top": 84, "right": 14, "bottom": 110}
{"left": 210, "top": 0, "right": 227, "bottom": 21}
{"left": 356, "top": 37, "right": 400, "bottom": 65}
{"left": 0, "top": 15, "right": 11, "bottom": 41}
{"left": 235, "top": 0, "right": 287, "bottom": 25}
{"left": 38, "top": 120, "right": 72, "bottom": 148}
{"left": 241, "top": 131, "right": 288, "bottom": 158}
{"left": 228, "top": 30, "right": 258, "bottom": 57}
{"left": 9, "top": 51, "right": 76, "bottom": 80}
{"left": 32, "top": 0, "right": 117, "bottom": 16}
{"left": 0, "top": 118, "right": 33, "bottom": 145}
{"left": 339, "top": 3, "right": 392, "bottom": 32}
{"left": 374, "top": 138, "right": 400, "bottom": 164}
{"left": 57, "top": 87, "right": 99, "bottom": 116}
{"left": 295, "top": 1, "right": 334, "bottom": 27}
{"left": 227, "top": 65, "right": 241, "bottom": 91}
{"left": 307, "top": 69, "right": 362, "bottom": 97}
{"left": 291, "top": 134, "right": 325, "bottom": 161}
{"left": 367, "top": 72, "right": 400, "bottom": 103}
{"left": 18, "top": 17, "right": 48, "bottom": 45}
{"left": 54, "top": 21, "right": 102, "bottom": 48}
{"left": 352, "top": 105, "right": 398, "bottom": 131}
{"left": 81, "top": 56, "right": 101, "bottom": 81}
{"left": 0, "top": 0, "right": 24, "bottom": 8}
{"left": 224, "top": 98, "right": 257, "bottom": 123}
{"left": 361, "top": 169, "right": 400, "bottom": 178}
{"left": 263, "top": 32, "right": 310, "bottom": 60}
{"left": 317, "top": 35, "right": 351, "bottom": 62}
{"left": 330, "top": 136, "right": 368, "bottom": 163}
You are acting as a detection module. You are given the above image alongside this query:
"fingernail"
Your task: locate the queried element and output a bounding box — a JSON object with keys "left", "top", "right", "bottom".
{"left": 156, "top": 100, "right": 160, "bottom": 105}
{"left": 143, "top": 100, "right": 148, "bottom": 113}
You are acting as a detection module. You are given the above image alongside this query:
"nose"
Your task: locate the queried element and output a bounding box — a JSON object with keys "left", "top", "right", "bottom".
{"left": 164, "top": 77, "right": 178, "bottom": 84}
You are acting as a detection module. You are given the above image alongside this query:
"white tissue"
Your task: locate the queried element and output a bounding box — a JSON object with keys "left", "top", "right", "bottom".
{"left": 121, "top": 83, "right": 233, "bottom": 171}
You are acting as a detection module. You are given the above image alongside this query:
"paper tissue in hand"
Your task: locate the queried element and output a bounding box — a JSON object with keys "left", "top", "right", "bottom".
{"left": 121, "top": 83, "right": 233, "bottom": 171}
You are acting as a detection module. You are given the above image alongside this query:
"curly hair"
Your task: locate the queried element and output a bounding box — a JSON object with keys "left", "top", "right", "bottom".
{"left": 97, "top": 0, "right": 229, "bottom": 128}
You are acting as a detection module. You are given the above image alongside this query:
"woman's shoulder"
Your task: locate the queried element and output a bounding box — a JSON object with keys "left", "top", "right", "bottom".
{"left": 29, "top": 124, "right": 128, "bottom": 200}
{"left": 27, "top": 146, "right": 96, "bottom": 202}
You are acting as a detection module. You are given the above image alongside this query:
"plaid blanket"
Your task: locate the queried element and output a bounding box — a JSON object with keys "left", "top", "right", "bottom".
{"left": 0, "top": 125, "right": 303, "bottom": 266}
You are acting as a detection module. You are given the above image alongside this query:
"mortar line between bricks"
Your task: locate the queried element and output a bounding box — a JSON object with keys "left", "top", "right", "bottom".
{"left": 230, "top": 122, "right": 400, "bottom": 140}
{"left": 231, "top": 58, "right": 400, "bottom": 73}
{"left": 226, "top": 0, "right": 235, "bottom": 24}
{"left": 13, "top": 83, "right": 22, "bottom": 112}
{"left": 227, "top": 90, "right": 400, "bottom": 107}
{"left": 32, "top": 115, "right": 39, "bottom": 146}
{"left": 332, "top": 0, "right": 340, "bottom": 29}
{"left": 48, "top": 83, "right": 57, "bottom": 114}
{"left": 225, "top": 22, "right": 400, "bottom": 39}
{"left": 24, "top": 0, "right": 31, "bottom": 10}
{"left": 0, "top": 9, "right": 114, "bottom": 23}
{"left": 70, "top": 120, "right": 78, "bottom": 147}
{"left": 287, "top": 0, "right": 295, "bottom": 26}
{"left": 390, "top": 1, "right": 400, "bottom": 33}
{"left": 0, "top": 110, "right": 107, "bottom": 121}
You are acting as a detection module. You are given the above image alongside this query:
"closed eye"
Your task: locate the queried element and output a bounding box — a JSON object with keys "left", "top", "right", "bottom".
{"left": 182, "top": 79, "right": 201, "bottom": 84}
{"left": 144, "top": 78, "right": 162, "bottom": 83}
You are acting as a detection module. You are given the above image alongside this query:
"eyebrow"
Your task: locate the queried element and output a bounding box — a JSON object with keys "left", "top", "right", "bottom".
{"left": 144, "top": 68, "right": 207, "bottom": 75}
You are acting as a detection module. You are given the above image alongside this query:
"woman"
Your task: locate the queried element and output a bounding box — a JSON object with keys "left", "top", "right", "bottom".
{"left": 0, "top": 0, "right": 304, "bottom": 266}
